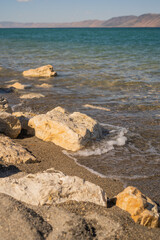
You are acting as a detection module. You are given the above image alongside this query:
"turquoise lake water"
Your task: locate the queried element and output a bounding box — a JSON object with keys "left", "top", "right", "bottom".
{"left": 0, "top": 28, "right": 160, "bottom": 201}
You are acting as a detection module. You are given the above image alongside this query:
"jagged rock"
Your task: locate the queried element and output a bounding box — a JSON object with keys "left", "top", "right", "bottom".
{"left": 23, "top": 65, "right": 57, "bottom": 78}
{"left": 7, "top": 82, "right": 32, "bottom": 90}
{"left": 0, "top": 193, "right": 52, "bottom": 240}
{"left": 0, "top": 134, "right": 36, "bottom": 164}
{"left": 0, "top": 112, "right": 21, "bottom": 138}
{"left": 115, "top": 186, "right": 160, "bottom": 228}
{"left": 0, "top": 168, "right": 107, "bottom": 206}
{"left": 0, "top": 97, "right": 12, "bottom": 113}
{"left": 28, "top": 106, "right": 103, "bottom": 151}
{"left": 20, "top": 93, "right": 45, "bottom": 99}
{"left": 12, "top": 112, "right": 36, "bottom": 135}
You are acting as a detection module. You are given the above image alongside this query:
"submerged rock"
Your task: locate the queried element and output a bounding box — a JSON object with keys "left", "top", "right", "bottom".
{"left": 28, "top": 106, "right": 103, "bottom": 151}
{"left": 0, "top": 134, "right": 36, "bottom": 164}
{"left": 115, "top": 186, "right": 160, "bottom": 228}
{"left": 83, "top": 104, "right": 111, "bottom": 112}
{"left": 0, "top": 168, "right": 107, "bottom": 206}
{"left": 36, "top": 83, "right": 53, "bottom": 88}
{"left": 0, "top": 97, "right": 12, "bottom": 113}
{"left": 0, "top": 193, "right": 52, "bottom": 240}
{"left": 7, "top": 82, "right": 32, "bottom": 90}
{"left": 20, "top": 93, "right": 45, "bottom": 99}
{"left": 0, "top": 112, "right": 21, "bottom": 138}
{"left": 23, "top": 65, "right": 57, "bottom": 78}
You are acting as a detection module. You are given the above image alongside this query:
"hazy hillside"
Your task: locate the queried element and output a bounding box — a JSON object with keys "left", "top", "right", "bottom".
{"left": 0, "top": 14, "right": 160, "bottom": 28}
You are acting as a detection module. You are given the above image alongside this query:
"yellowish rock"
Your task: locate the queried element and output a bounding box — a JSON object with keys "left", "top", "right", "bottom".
{"left": 0, "top": 134, "right": 36, "bottom": 164}
{"left": 116, "top": 186, "right": 160, "bottom": 228}
{"left": 23, "top": 65, "right": 57, "bottom": 77}
{"left": 28, "top": 107, "right": 103, "bottom": 151}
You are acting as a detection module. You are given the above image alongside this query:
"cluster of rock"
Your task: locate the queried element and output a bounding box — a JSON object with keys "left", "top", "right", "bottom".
{"left": 0, "top": 96, "right": 159, "bottom": 229}
{"left": 0, "top": 168, "right": 159, "bottom": 228}
{"left": 0, "top": 97, "right": 36, "bottom": 164}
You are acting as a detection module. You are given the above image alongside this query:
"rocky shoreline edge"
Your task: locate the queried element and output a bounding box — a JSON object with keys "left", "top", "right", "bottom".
{"left": 0, "top": 65, "right": 160, "bottom": 240}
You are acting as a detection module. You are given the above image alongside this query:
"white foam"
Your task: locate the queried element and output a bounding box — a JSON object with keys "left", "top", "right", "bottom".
{"left": 72, "top": 125, "right": 127, "bottom": 157}
{"left": 11, "top": 103, "right": 23, "bottom": 111}
{"left": 62, "top": 150, "right": 107, "bottom": 179}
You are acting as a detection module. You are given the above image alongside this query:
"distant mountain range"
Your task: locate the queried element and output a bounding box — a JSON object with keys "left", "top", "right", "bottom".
{"left": 0, "top": 14, "right": 160, "bottom": 28}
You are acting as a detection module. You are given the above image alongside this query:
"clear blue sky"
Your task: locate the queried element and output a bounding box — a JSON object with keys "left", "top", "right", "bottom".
{"left": 0, "top": 0, "right": 160, "bottom": 23}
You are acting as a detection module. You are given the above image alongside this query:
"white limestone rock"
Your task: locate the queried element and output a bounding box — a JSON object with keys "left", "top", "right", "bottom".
{"left": 0, "top": 112, "right": 21, "bottom": 138}
{"left": 23, "top": 65, "right": 57, "bottom": 78}
{"left": 0, "top": 134, "right": 36, "bottom": 164}
{"left": 28, "top": 106, "right": 103, "bottom": 151}
{"left": 0, "top": 168, "right": 107, "bottom": 206}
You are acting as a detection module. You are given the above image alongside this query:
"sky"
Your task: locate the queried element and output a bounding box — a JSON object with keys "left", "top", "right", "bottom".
{"left": 0, "top": 0, "right": 160, "bottom": 23}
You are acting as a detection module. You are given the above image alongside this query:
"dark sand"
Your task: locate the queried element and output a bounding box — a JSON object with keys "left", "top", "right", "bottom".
{"left": 0, "top": 135, "right": 159, "bottom": 239}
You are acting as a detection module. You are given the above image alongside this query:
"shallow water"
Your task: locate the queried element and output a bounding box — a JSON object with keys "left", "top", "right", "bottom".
{"left": 0, "top": 28, "right": 160, "bottom": 202}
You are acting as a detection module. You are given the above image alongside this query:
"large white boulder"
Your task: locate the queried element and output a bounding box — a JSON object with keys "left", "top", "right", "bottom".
{"left": 28, "top": 107, "right": 103, "bottom": 151}
{"left": 0, "top": 134, "right": 36, "bottom": 164}
{"left": 0, "top": 168, "right": 107, "bottom": 206}
{"left": 0, "top": 112, "right": 21, "bottom": 138}
{"left": 23, "top": 65, "right": 57, "bottom": 78}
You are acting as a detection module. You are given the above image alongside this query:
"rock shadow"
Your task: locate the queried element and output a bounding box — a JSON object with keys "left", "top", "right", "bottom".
{"left": 0, "top": 164, "right": 20, "bottom": 178}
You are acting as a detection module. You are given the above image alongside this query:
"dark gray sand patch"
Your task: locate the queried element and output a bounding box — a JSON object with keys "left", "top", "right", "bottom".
{"left": 30, "top": 202, "right": 160, "bottom": 240}
{"left": 0, "top": 193, "right": 52, "bottom": 240}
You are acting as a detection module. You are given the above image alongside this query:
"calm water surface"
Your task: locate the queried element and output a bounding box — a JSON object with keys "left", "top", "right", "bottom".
{"left": 0, "top": 28, "right": 160, "bottom": 201}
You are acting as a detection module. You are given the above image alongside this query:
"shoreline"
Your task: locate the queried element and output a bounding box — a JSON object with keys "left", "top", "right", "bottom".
{"left": 14, "top": 136, "right": 124, "bottom": 198}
